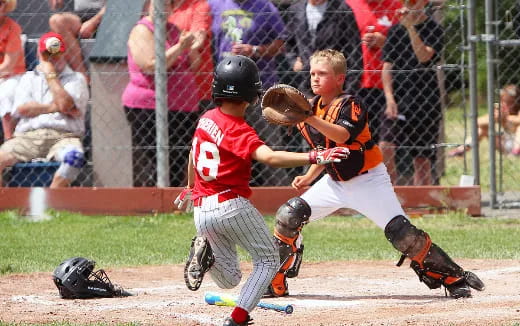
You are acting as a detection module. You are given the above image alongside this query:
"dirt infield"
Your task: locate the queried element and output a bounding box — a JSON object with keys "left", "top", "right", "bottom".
{"left": 1, "top": 259, "right": 519, "bottom": 326}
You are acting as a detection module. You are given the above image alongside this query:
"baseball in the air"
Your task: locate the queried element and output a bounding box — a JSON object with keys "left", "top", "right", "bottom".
{"left": 45, "top": 37, "right": 62, "bottom": 54}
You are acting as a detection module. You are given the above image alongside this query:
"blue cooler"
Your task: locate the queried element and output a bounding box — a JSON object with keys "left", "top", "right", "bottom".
{"left": 3, "top": 162, "right": 61, "bottom": 187}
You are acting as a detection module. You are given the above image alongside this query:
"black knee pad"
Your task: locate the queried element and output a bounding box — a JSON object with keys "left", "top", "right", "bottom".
{"left": 384, "top": 215, "right": 427, "bottom": 258}
{"left": 274, "top": 197, "right": 311, "bottom": 238}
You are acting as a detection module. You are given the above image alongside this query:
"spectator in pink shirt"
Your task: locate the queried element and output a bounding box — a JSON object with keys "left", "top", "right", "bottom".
{"left": 122, "top": 0, "right": 200, "bottom": 187}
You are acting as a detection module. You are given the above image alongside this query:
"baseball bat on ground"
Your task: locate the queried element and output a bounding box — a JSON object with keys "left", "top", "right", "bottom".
{"left": 204, "top": 292, "right": 294, "bottom": 314}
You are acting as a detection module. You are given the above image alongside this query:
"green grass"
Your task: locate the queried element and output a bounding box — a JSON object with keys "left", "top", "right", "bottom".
{"left": 1, "top": 210, "right": 519, "bottom": 275}
{"left": 0, "top": 210, "right": 196, "bottom": 274}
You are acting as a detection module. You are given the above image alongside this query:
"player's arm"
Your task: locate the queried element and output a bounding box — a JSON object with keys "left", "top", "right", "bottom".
{"left": 304, "top": 115, "right": 350, "bottom": 144}
{"left": 252, "top": 144, "right": 349, "bottom": 168}
{"left": 186, "top": 150, "right": 195, "bottom": 188}
{"left": 174, "top": 150, "right": 195, "bottom": 212}
{"left": 252, "top": 145, "right": 311, "bottom": 168}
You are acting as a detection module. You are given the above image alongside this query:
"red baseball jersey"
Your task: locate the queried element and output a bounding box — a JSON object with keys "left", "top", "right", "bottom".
{"left": 346, "top": 0, "right": 402, "bottom": 89}
{"left": 191, "top": 107, "right": 265, "bottom": 200}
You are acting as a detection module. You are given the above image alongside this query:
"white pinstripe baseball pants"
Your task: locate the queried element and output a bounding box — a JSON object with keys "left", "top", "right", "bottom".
{"left": 194, "top": 195, "right": 278, "bottom": 312}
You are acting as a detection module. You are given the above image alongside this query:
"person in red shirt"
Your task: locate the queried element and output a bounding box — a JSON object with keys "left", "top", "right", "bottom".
{"left": 0, "top": 0, "right": 26, "bottom": 141}
{"left": 175, "top": 55, "right": 349, "bottom": 326}
{"left": 345, "top": 0, "right": 402, "bottom": 144}
{"left": 169, "top": 0, "right": 214, "bottom": 110}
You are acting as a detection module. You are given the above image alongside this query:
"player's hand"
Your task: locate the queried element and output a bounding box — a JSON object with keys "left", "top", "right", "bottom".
{"left": 174, "top": 188, "right": 193, "bottom": 213}
{"left": 309, "top": 147, "right": 350, "bottom": 165}
{"left": 291, "top": 175, "right": 312, "bottom": 190}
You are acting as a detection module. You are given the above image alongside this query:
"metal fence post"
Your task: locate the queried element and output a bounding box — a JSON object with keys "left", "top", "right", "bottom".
{"left": 484, "top": 0, "right": 497, "bottom": 207}
{"left": 467, "top": 0, "right": 480, "bottom": 185}
{"left": 154, "top": 0, "right": 169, "bottom": 187}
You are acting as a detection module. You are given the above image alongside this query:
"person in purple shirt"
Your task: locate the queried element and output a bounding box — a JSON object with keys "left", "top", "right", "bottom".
{"left": 208, "top": 0, "right": 285, "bottom": 88}
{"left": 208, "top": 0, "right": 293, "bottom": 186}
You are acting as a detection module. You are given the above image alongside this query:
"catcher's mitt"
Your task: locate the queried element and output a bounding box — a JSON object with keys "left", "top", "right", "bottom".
{"left": 261, "top": 84, "right": 312, "bottom": 126}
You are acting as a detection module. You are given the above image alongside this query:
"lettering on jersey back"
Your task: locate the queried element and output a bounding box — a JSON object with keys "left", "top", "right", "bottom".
{"left": 197, "top": 118, "right": 224, "bottom": 146}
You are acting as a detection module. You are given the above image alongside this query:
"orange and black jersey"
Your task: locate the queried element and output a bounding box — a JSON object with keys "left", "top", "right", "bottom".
{"left": 297, "top": 93, "right": 383, "bottom": 181}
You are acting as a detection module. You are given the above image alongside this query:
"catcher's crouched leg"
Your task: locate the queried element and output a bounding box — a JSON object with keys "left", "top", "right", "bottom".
{"left": 266, "top": 197, "right": 311, "bottom": 297}
{"left": 384, "top": 215, "right": 485, "bottom": 298}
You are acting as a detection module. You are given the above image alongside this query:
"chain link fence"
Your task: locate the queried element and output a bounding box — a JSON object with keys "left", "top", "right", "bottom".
{"left": 1, "top": 0, "right": 519, "bottom": 211}
{"left": 450, "top": 0, "right": 520, "bottom": 210}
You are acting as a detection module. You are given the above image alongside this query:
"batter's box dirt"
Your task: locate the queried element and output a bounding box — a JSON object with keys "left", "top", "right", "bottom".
{"left": 1, "top": 260, "right": 519, "bottom": 326}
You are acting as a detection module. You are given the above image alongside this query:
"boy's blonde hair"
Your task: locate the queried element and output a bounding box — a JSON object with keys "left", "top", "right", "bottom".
{"left": 309, "top": 49, "right": 347, "bottom": 75}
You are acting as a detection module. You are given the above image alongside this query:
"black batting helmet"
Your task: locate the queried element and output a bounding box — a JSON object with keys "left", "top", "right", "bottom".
{"left": 212, "top": 55, "right": 263, "bottom": 105}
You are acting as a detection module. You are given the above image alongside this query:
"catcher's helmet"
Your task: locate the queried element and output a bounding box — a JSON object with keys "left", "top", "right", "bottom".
{"left": 52, "top": 257, "right": 130, "bottom": 299}
{"left": 212, "top": 55, "right": 262, "bottom": 104}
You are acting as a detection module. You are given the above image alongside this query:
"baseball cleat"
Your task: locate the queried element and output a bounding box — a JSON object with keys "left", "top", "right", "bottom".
{"left": 446, "top": 271, "right": 485, "bottom": 298}
{"left": 446, "top": 279, "right": 472, "bottom": 298}
{"left": 184, "top": 236, "right": 215, "bottom": 291}
{"left": 222, "top": 316, "right": 254, "bottom": 326}
{"left": 464, "top": 271, "right": 485, "bottom": 291}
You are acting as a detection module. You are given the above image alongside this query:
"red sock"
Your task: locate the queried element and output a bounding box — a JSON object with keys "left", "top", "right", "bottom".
{"left": 231, "top": 307, "right": 248, "bottom": 323}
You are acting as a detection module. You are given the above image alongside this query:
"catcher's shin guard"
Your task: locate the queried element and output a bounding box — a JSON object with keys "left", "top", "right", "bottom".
{"left": 266, "top": 197, "right": 311, "bottom": 297}
{"left": 267, "top": 231, "right": 304, "bottom": 297}
{"left": 384, "top": 215, "right": 485, "bottom": 298}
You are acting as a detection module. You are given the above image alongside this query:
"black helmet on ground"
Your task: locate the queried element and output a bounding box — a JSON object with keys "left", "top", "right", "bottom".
{"left": 52, "top": 257, "right": 132, "bottom": 299}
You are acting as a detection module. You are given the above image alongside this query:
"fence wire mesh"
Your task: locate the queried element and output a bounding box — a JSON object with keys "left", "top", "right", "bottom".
{"left": 0, "top": 0, "right": 519, "bottom": 212}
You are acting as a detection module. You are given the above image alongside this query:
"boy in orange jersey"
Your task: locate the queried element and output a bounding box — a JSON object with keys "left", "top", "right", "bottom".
{"left": 266, "top": 49, "right": 485, "bottom": 300}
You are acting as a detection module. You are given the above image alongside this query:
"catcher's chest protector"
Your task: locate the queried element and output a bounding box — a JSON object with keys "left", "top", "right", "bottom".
{"left": 297, "top": 95, "right": 382, "bottom": 181}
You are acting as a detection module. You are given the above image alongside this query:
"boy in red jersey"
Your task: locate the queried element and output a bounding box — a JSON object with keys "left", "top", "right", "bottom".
{"left": 175, "top": 55, "right": 349, "bottom": 326}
